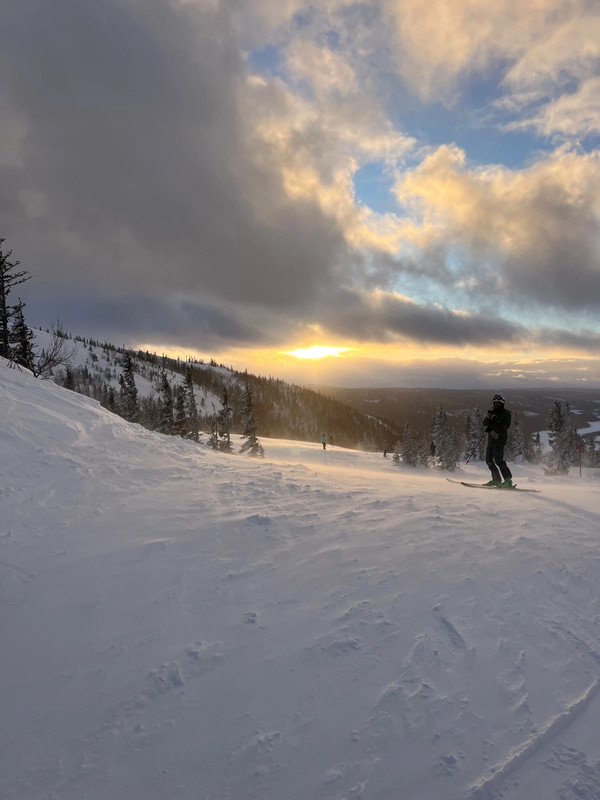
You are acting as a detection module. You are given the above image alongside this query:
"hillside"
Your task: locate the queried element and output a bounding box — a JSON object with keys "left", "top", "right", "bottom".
{"left": 3, "top": 359, "right": 600, "bottom": 799}
{"left": 35, "top": 330, "right": 399, "bottom": 450}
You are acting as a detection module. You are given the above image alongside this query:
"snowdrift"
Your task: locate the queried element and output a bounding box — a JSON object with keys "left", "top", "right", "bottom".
{"left": 2, "top": 361, "right": 600, "bottom": 800}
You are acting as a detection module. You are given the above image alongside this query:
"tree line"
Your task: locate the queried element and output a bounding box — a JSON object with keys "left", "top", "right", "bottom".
{"left": 391, "top": 400, "right": 594, "bottom": 474}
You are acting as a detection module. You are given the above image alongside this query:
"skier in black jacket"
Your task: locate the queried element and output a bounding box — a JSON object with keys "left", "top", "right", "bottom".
{"left": 484, "top": 394, "right": 513, "bottom": 487}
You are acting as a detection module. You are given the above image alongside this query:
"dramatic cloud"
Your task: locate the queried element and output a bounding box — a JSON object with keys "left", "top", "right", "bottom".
{"left": 394, "top": 145, "right": 600, "bottom": 310}
{"left": 319, "top": 289, "right": 526, "bottom": 345}
{"left": 1, "top": 0, "right": 348, "bottom": 306}
{"left": 1, "top": 0, "right": 599, "bottom": 386}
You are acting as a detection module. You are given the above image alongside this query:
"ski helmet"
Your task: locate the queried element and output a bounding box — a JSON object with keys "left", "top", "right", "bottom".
{"left": 492, "top": 394, "right": 505, "bottom": 405}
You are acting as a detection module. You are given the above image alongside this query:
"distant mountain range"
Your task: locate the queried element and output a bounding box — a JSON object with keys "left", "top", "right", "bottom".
{"left": 315, "top": 386, "right": 600, "bottom": 439}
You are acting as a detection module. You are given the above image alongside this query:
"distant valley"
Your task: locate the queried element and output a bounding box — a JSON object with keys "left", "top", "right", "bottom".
{"left": 314, "top": 386, "right": 600, "bottom": 439}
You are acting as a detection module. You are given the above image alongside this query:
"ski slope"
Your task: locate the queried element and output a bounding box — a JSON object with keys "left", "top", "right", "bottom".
{"left": 2, "top": 360, "right": 600, "bottom": 800}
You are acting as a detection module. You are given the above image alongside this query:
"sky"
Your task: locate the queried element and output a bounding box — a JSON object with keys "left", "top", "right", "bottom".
{"left": 1, "top": 0, "right": 600, "bottom": 388}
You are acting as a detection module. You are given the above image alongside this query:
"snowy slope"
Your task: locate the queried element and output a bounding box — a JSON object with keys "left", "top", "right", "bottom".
{"left": 2, "top": 361, "right": 600, "bottom": 800}
{"left": 31, "top": 328, "right": 222, "bottom": 410}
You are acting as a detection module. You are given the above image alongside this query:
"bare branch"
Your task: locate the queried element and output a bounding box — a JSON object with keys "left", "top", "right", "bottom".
{"left": 32, "top": 320, "right": 78, "bottom": 378}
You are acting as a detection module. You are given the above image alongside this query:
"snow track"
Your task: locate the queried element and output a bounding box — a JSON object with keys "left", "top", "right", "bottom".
{"left": 470, "top": 679, "right": 600, "bottom": 799}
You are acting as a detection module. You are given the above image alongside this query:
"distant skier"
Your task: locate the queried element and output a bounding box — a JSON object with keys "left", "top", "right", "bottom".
{"left": 383, "top": 441, "right": 388, "bottom": 457}
{"left": 321, "top": 433, "right": 327, "bottom": 450}
{"left": 484, "top": 394, "right": 513, "bottom": 487}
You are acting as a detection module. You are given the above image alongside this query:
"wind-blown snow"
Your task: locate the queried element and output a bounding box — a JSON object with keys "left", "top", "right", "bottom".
{"left": 2, "top": 361, "right": 600, "bottom": 800}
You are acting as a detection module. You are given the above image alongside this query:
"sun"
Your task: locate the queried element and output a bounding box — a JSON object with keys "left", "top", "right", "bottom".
{"left": 285, "top": 345, "right": 351, "bottom": 360}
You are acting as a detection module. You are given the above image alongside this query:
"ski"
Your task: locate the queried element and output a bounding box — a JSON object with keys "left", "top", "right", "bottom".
{"left": 446, "top": 478, "right": 540, "bottom": 493}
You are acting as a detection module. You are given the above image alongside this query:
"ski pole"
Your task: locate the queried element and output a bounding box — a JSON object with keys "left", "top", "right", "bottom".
{"left": 465, "top": 430, "right": 486, "bottom": 464}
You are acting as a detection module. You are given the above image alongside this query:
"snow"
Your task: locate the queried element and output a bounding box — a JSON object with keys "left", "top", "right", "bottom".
{"left": 31, "top": 328, "right": 222, "bottom": 411}
{"left": 2, "top": 360, "right": 600, "bottom": 800}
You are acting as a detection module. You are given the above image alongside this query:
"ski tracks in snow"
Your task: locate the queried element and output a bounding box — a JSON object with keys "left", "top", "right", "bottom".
{"left": 470, "top": 678, "right": 600, "bottom": 799}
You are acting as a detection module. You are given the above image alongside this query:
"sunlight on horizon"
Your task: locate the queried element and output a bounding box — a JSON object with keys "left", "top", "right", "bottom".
{"left": 284, "top": 345, "right": 352, "bottom": 360}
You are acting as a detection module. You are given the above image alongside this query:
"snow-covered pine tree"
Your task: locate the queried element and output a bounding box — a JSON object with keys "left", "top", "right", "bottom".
{"left": 431, "top": 406, "right": 459, "bottom": 471}
{"left": 173, "top": 385, "right": 186, "bottom": 437}
{"left": 399, "top": 423, "right": 418, "bottom": 466}
{"left": 208, "top": 412, "right": 219, "bottom": 450}
{"left": 532, "top": 431, "right": 542, "bottom": 464}
{"left": 546, "top": 400, "right": 576, "bottom": 474}
{"left": 464, "top": 404, "right": 484, "bottom": 461}
{"left": 416, "top": 429, "right": 430, "bottom": 466}
{"left": 158, "top": 372, "right": 174, "bottom": 434}
{"left": 239, "top": 383, "right": 264, "bottom": 457}
{"left": 399, "top": 423, "right": 429, "bottom": 467}
{"left": 217, "top": 386, "right": 233, "bottom": 453}
{"left": 183, "top": 365, "right": 199, "bottom": 441}
{"left": 505, "top": 411, "right": 521, "bottom": 461}
{"left": 118, "top": 352, "right": 139, "bottom": 422}
{"left": 504, "top": 412, "right": 535, "bottom": 463}
{"left": 9, "top": 299, "right": 35, "bottom": 371}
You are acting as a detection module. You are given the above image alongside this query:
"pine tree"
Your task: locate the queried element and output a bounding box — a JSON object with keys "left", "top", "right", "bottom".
{"left": 63, "top": 365, "right": 75, "bottom": 390}
{"left": 431, "top": 406, "right": 459, "bottom": 471}
{"left": 217, "top": 386, "right": 233, "bottom": 452}
{"left": 9, "top": 299, "right": 36, "bottom": 371}
{"left": 158, "top": 372, "right": 174, "bottom": 434}
{"left": 182, "top": 365, "right": 199, "bottom": 441}
{"left": 118, "top": 352, "right": 139, "bottom": 422}
{"left": 505, "top": 412, "right": 522, "bottom": 462}
{"left": 464, "top": 404, "right": 484, "bottom": 461}
{"left": 106, "top": 385, "right": 116, "bottom": 412}
{"left": 208, "top": 413, "right": 219, "bottom": 450}
{"left": 0, "top": 238, "right": 31, "bottom": 360}
{"left": 533, "top": 431, "right": 542, "bottom": 464}
{"left": 546, "top": 400, "right": 575, "bottom": 474}
{"left": 173, "top": 386, "right": 186, "bottom": 437}
{"left": 399, "top": 423, "right": 428, "bottom": 466}
{"left": 239, "top": 383, "right": 264, "bottom": 457}
{"left": 399, "top": 423, "right": 417, "bottom": 466}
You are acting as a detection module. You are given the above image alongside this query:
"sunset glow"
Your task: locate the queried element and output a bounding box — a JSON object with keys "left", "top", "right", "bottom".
{"left": 4, "top": 0, "right": 600, "bottom": 387}
{"left": 285, "top": 346, "right": 352, "bottom": 360}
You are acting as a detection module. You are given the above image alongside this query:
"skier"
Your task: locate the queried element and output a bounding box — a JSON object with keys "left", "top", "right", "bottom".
{"left": 321, "top": 433, "right": 327, "bottom": 450}
{"left": 484, "top": 394, "right": 513, "bottom": 487}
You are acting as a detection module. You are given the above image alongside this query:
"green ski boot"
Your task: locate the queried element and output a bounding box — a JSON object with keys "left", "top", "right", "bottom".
{"left": 500, "top": 478, "right": 513, "bottom": 488}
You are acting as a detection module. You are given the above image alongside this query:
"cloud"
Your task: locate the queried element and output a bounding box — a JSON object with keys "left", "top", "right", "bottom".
{"left": 500, "top": 14, "right": 600, "bottom": 139}
{"left": 1, "top": 0, "right": 599, "bottom": 385}
{"left": 536, "top": 326, "right": 600, "bottom": 353}
{"left": 319, "top": 289, "right": 526, "bottom": 345}
{"left": 1, "top": 0, "right": 350, "bottom": 312}
{"left": 380, "top": 0, "right": 560, "bottom": 103}
{"left": 507, "top": 77, "right": 600, "bottom": 140}
{"left": 285, "top": 39, "right": 359, "bottom": 98}
{"left": 502, "top": 15, "right": 600, "bottom": 98}
{"left": 394, "top": 144, "right": 600, "bottom": 310}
